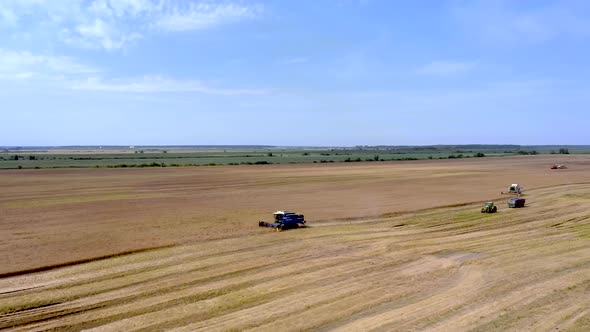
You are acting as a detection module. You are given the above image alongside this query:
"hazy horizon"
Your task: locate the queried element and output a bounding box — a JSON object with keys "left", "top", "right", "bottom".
{"left": 2, "top": 144, "right": 588, "bottom": 150}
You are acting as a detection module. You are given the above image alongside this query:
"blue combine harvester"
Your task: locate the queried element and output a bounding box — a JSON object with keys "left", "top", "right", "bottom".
{"left": 258, "top": 211, "right": 306, "bottom": 231}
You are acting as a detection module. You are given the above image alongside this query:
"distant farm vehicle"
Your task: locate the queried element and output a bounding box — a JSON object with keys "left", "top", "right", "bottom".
{"left": 550, "top": 164, "right": 567, "bottom": 169}
{"left": 481, "top": 202, "right": 498, "bottom": 213}
{"left": 502, "top": 184, "right": 523, "bottom": 196}
{"left": 508, "top": 197, "right": 526, "bottom": 208}
{"left": 258, "top": 211, "right": 306, "bottom": 231}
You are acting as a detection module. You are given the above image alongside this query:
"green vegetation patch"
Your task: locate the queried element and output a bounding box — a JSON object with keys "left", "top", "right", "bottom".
{"left": 563, "top": 193, "right": 590, "bottom": 200}
{"left": 564, "top": 314, "right": 590, "bottom": 332}
{"left": 452, "top": 211, "right": 498, "bottom": 222}
{"left": 571, "top": 222, "right": 590, "bottom": 239}
{"left": 0, "top": 145, "right": 531, "bottom": 169}
{"left": 0, "top": 299, "right": 63, "bottom": 315}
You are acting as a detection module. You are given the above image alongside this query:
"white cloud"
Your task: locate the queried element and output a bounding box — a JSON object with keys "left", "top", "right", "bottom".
{"left": 0, "top": 49, "right": 99, "bottom": 80}
{"left": 452, "top": 1, "right": 590, "bottom": 45}
{"left": 0, "top": 0, "right": 262, "bottom": 50}
{"left": 0, "top": 5, "right": 18, "bottom": 26}
{"left": 0, "top": 49, "right": 265, "bottom": 96}
{"left": 0, "top": 0, "right": 82, "bottom": 26}
{"left": 91, "top": 0, "right": 153, "bottom": 18}
{"left": 155, "top": 2, "right": 261, "bottom": 31}
{"left": 417, "top": 60, "right": 477, "bottom": 75}
{"left": 70, "top": 76, "right": 269, "bottom": 95}
{"left": 60, "top": 19, "right": 143, "bottom": 51}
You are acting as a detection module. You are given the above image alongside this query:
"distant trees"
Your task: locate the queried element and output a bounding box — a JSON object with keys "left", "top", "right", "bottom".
{"left": 517, "top": 150, "right": 538, "bottom": 155}
{"left": 343, "top": 157, "right": 362, "bottom": 162}
{"left": 559, "top": 148, "right": 570, "bottom": 154}
{"left": 473, "top": 152, "right": 486, "bottom": 158}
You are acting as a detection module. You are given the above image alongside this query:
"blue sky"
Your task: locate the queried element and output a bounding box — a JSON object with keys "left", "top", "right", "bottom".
{"left": 1, "top": 0, "right": 589, "bottom": 146}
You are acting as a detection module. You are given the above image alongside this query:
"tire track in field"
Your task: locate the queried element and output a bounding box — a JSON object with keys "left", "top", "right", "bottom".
{"left": 128, "top": 256, "right": 471, "bottom": 331}
{"left": 1, "top": 248, "right": 352, "bottom": 329}
{"left": 0, "top": 236, "right": 314, "bottom": 315}
{"left": 2, "top": 183, "right": 590, "bottom": 331}
{"left": 4, "top": 237, "right": 402, "bottom": 331}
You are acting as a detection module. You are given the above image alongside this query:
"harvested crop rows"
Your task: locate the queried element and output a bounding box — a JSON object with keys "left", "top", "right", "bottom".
{"left": 1, "top": 156, "right": 590, "bottom": 331}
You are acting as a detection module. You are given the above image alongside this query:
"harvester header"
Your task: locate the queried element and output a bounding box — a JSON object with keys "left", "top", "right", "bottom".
{"left": 258, "top": 211, "right": 306, "bottom": 231}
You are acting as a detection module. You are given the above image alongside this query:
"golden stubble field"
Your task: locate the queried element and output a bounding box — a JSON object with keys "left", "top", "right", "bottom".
{"left": 1, "top": 155, "right": 590, "bottom": 331}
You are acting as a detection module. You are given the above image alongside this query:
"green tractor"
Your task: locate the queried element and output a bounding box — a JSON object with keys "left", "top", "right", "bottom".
{"left": 481, "top": 202, "right": 497, "bottom": 213}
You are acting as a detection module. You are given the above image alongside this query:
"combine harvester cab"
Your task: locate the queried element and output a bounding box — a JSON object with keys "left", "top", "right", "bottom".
{"left": 502, "top": 184, "right": 523, "bottom": 196}
{"left": 258, "top": 211, "right": 306, "bottom": 231}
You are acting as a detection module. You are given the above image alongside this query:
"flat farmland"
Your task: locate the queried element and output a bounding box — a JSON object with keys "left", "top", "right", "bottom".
{"left": 2, "top": 155, "right": 590, "bottom": 331}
